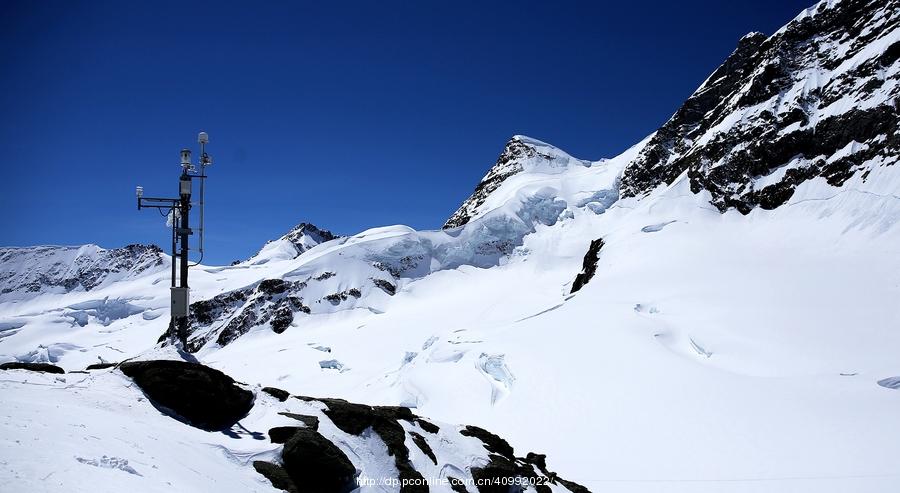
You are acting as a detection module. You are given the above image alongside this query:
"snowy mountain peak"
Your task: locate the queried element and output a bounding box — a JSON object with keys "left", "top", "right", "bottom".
{"left": 443, "top": 134, "right": 592, "bottom": 228}
{"left": 247, "top": 222, "right": 339, "bottom": 265}
{"left": 620, "top": 0, "right": 899, "bottom": 213}
{"left": 282, "top": 222, "right": 339, "bottom": 252}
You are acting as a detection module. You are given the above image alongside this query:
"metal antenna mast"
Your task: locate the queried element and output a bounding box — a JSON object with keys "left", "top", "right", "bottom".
{"left": 136, "top": 132, "right": 212, "bottom": 349}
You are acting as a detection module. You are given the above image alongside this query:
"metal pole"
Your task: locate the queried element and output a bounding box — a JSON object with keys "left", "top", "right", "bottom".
{"left": 176, "top": 172, "right": 192, "bottom": 348}
{"left": 179, "top": 177, "right": 190, "bottom": 290}
{"left": 171, "top": 213, "right": 176, "bottom": 289}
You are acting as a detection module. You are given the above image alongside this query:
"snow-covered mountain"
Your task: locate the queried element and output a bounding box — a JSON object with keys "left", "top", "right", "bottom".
{"left": 0, "top": 244, "right": 165, "bottom": 302}
{"left": 443, "top": 135, "right": 596, "bottom": 229}
{"left": 620, "top": 0, "right": 900, "bottom": 212}
{"left": 248, "top": 222, "right": 341, "bottom": 264}
{"left": 2, "top": 1, "right": 900, "bottom": 492}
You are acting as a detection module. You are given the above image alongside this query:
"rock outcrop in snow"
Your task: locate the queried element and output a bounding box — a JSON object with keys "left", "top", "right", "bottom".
{"left": 109, "top": 359, "right": 587, "bottom": 492}
{"left": 183, "top": 278, "right": 313, "bottom": 352}
{"left": 570, "top": 238, "right": 604, "bottom": 294}
{"left": 120, "top": 360, "right": 255, "bottom": 431}
{"left": 253, "top": 388, "right": 589, "bottom": 492}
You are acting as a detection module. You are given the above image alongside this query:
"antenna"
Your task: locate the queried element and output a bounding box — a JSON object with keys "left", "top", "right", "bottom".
{"left": 197, "top": 131, "right": 211, "bottom": 257}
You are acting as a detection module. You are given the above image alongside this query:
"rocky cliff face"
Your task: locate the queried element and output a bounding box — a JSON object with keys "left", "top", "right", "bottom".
{"left": 0, "top": 244, "right": 164, "bottom": 301}
{"left": 619, "top": 0, "right": 900, "bottom": 213}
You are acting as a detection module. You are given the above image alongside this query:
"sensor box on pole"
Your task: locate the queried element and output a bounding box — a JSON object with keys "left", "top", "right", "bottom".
{"left": 171, "top": 287, "right": 190, "bottom": 318}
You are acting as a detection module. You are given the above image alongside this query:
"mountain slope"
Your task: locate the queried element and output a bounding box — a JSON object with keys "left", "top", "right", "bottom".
{"left": 620, "top": 0, "right": 900, "bottom": 213}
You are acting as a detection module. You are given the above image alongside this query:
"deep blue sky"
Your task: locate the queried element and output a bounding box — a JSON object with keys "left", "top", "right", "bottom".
{"left": 1, "top": 0, "right": 812, "bottom": 265}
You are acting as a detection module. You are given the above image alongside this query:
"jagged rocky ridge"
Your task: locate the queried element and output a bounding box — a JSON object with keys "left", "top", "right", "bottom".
{"left": 0, "top": 244, "right": 164, "bottom": 301}
{"left": 620, "top": 0, "right": 900, "bottom": 212}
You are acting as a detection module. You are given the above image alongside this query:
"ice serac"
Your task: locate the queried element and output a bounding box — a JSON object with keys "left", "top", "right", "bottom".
{"left": 0, "top": 244, "right": 165, "bottom": 301}
{"left": 620, "top": 0, "right": 900, "bottom": 213}
{"left": 443, "top": 135, "right": 591, "bottom": 229}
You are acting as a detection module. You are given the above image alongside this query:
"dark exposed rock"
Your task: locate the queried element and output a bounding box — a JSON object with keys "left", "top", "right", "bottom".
{"left": 415, "top": 417, "right": 440, "bottom": 434}
{"left": 119, "top": 360, "right": 253, "bottom": 431}
{"left": 323, "top": 293, "right": 344, "bottom": 304}
{"left": 184, "top": 279, "right": 311, "bottom": 352}
{"left": 460, "top": 425, "right": 515, "bottom": 458}
{"left": 0, "top": 362, "right": 65, "bottom": 374}
{"left": 462, "top": 425, "right": 591, "bottom": 493}
{"left": 262, "top": 386, "right": 290, "bottom": 401}
{"left": 270, "top": 307, "right": 294, "bottom": 334}
{"left": 259, "top": 279, "right": 289, "bottom": 295}
{"left": 85, "top": 362, "right": 117, "bottom": 370}
{"left": 471, "top": 454, "right": 528, "bottom": 493}
{"left": 269, "top": 426, "right": 304, "bottom": 444}
{"left": 410, "top": 431, "right": 437, "bottom": 464}
{"left": 299, "top": 397, "right": 425, "bottom": 492}
{"left": 372, "top": 254, "right": 426, "bottom": 278}
{"left": 570, "top": 238, "right": 604, "bottom": 294}
{"left": 253, "top": 461, "right": 300, "bottom": 493}
{"left": 322, "top": 289, "right": 363, "bottom": 305}
{"left": 525, "top": 453, "right": 552, "bottom": 477}
{"left": 278, "top": 412, "right": 320, "bottom": 430}
{"left": 280, "top": 427, "right": 357, "bottom": 492}
{"left": 372, "top": 278, "right": 397, "bottom": 296}
{"left": 373, "top": 418, "right": 427, "bottom": 492}
{"left": 315, "top": 398, "right": 378, "bottom": 435}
